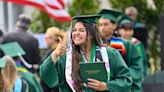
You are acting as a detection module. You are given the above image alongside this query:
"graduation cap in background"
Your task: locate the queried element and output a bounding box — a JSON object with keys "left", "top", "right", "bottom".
{"left": 117, "top": 15, "right": 134, "bottom": 29}
{"left": 98, "top": 9, "right": 122, "bottom": 22}
{"left": 0, "top": 42, "right": 25, "bottom": 57}
{"left": 0, "top": 58, "right": 6, "bottom": 69}
{"left": 0, "top": 42, "right": 32, "bottom": 68}
{"left": 72, "top": 15, "right": 101, "bottom": 24}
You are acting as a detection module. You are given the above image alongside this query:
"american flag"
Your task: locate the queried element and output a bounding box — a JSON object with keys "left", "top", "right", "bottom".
{"left": 1, "top": 0, "right": 72, "bottom": 22}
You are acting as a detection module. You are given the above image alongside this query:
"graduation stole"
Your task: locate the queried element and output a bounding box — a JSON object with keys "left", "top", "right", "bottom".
{"left": 65, "top": 46, "right": 110, "bottom": 92}
{"left": 16, "top": 60, "right": 28, "bottom": 73}
{"left": 109, "top": 37, "right": 126, "bottom": 56}
{"left": 80, "top": 44, "right": 96, "bottom": 63}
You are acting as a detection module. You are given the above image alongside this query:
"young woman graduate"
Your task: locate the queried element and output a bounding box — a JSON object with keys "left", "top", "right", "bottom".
{"left": 40, "top": 15, "right": 132, "bottom": 92}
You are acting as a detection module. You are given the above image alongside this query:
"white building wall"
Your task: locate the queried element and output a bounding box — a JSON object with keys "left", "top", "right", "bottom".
{"left": 0, "top": 2, "right": 5, "bottom": 32}
{"left": 0, "top": 2, "right": 33, "bottom": 33}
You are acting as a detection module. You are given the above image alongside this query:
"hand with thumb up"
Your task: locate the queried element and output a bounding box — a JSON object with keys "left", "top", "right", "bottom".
{"left": 51, "top": 36, "right": 67, "bottom": 63}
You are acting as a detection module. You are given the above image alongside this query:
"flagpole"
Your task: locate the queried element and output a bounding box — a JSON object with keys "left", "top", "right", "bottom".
{"left": 7, "top": 2, "right": 14, "bottom": 32}
{"left": 0, "top": 1, "right": 5, "bottom": 32}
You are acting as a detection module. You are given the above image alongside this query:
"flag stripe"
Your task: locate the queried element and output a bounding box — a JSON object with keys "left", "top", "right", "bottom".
{"left": 1, "top": 0, "right": 71, "bottom": 22}
{"left": 43, "top": 0, "right": 62, "bottom": 9}
{"left": 57, "top": 0, "right": 65, "bottom": 8}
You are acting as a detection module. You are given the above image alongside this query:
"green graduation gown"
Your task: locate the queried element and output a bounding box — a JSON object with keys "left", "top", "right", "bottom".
{"left": 20, "top": 72, "right": 43, "bottom": 92}
{"left": 108, "top": 37, "right": 143, "bottom": 92}
{"left": 40, "top": 46, "right": 132, "bottom": 92}
{"left": 122, "top": 39, "right": 143, "bottom": 92}
{"left": 131, "top": 37, "right": 148, "bottom": 78}
{"left": 17, "top": 66, "right": 43, "bottom": 92}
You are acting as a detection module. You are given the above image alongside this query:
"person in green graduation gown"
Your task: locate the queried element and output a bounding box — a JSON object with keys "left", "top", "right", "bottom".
{"left": 0, "top": 42, "right": 43, "bottom": 92}
{"left": 40, "top": 15, "right": 132, "bottom": 92}
{"left": 117, "top": 15, "right": 148, "bottom": 78}
{"left": 98, "top": 9, "right": 143, "bottom": 92}
{"left": 0, "top": 56, "right": 29, "bottom": 92}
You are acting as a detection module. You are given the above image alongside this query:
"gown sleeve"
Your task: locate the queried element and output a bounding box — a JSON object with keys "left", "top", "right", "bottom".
{"left": 106, "top": 47, "right": 132, "bottom": 92}
{"left": 39, "top": 55, "right": 66, "bottom": 88}
{"left": 124, "top": 41, "right": 143, "bottom": 92}
{"left": 136, "top": 42, "right": 148, "bottom": 78}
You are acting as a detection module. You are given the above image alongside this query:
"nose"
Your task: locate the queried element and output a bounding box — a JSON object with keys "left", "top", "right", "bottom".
{"left": 74, "top": 30, "right": 80, "bottom": 34}
{"left": 72, "top": 30, "right": 80, "bottom": 37}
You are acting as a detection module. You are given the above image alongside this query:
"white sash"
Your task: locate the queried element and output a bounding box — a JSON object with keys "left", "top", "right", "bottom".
{"left": 65, "top": 47, "right": 110, "bottom": 92}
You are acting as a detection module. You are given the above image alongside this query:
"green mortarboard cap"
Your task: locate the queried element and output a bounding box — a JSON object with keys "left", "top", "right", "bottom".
{"left": 0, "top": 58, "right": 6, "bottom": 68}
{"left": 0, "top": 42, "right": 25, "bottom": 57}
{"left": 98, "top": 9, "right": 122, "bottom": 22}
{"left": 117, "top": 15, "right": 133, "bottom": 27}
{"left": 72, "top": 15, "right": 101, "bottom": 24}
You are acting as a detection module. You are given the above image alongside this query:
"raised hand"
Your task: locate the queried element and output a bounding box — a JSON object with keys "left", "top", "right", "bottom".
{"left": 51, "top": 36, "right": 67, "bottom": 63}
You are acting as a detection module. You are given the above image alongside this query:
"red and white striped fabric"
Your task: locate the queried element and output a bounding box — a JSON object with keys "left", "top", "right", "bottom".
{"left": 1, "top": 0, "right": 72, "bottom": 22}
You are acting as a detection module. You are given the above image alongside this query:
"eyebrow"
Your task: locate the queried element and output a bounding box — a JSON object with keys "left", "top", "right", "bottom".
{"left": 74, "top": 27, "right": 86, "bottom": 29}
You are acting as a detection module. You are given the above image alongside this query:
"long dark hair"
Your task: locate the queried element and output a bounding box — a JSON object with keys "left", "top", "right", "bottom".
{"left": 71, "top": 21, "right": 101, "bottom": 91}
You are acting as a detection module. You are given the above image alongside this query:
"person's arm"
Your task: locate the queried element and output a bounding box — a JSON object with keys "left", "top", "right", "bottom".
{"left": 125, "top": 41, "right": 143, "bottom": 92}
{"left": 39, "top": 56, "right": 59, "bottom": 88}
{"left": 107, "top": 48, "right": 132, "bottom": 92}
{"left": 137, "top": 42, "right": 148, "bottom": 77}
{"left": 40, "top": 38, "right": 67, "bottom": 88}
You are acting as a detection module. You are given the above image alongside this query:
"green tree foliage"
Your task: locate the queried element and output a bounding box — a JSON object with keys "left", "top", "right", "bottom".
{"left": 68, "top": 0, "right": 100, "bottom": 16}
{"left": 30, "top": 0, "right": 100, "bottom": 33}
{"left": 109, "top": 0, "right": 164, "bottom": 72}
{"left": 30, "top": 9, "right": 70, "bottom": 33}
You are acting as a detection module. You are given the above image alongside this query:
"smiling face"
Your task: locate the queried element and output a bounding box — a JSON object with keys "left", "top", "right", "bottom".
{"left": 98, "top": 18, "right": 117, "bottom": 40}
{"left": 72, "top": 22, "right": 90, "bottom": 47}
{"left": 118, "top": 28, "right": 134, "bottom": 40}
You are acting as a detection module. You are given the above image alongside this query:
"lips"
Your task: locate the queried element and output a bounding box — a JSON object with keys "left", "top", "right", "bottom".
{"left": 101, "top": 31, "right": 107, "bottom": 35}
{"left": 74, "top": 35, "right": 82, "bottom": 41}
{"left": 73, "top": 37, "right": 82, "bottom": 45}
{"left": 74, "top": 37, "right": 81, "bottom": 40}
